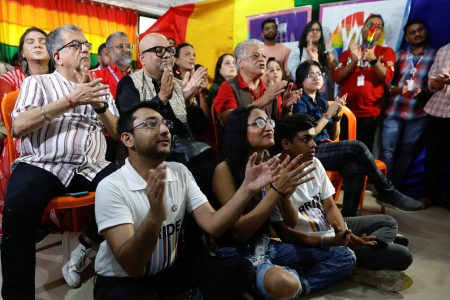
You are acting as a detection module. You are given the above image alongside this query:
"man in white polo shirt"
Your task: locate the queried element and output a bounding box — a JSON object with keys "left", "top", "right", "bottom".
{"left": 93, "top": 101, "right": 282, "bottom": 299}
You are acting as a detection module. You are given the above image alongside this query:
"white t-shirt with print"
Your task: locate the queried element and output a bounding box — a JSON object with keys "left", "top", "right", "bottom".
{"left": 271, "top": 157, "right": 335, "bottom": 236}
{"left": 94, "top": 159, "right": 208, "bottom": 277}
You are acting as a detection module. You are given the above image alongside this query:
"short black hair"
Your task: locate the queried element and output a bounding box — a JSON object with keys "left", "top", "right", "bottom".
{"left": 295, "top": 60, "right": 324, "bottom": 88}
{"left": 276, "top": 113, "right": 317, "bottom": 143}
{"left": 261, "top": 18, "right": 277, "bottom": 31}
{"left": 98, "top": 43, "right": 107, "bottom": 55}
{"left": 403, "top": 18, "right": 430, "bottom": 45}
{"left": 117, "top": 101, "right": 161, "bottom": 136}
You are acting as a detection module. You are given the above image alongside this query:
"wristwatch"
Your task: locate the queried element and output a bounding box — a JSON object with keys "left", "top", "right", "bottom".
{"left": 94, "top": 102, "right": 109, "bottom": 114}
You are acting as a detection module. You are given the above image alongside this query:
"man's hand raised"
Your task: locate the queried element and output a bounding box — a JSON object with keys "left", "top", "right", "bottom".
{"left": 69, "top": 67, "right": 109, "bottom": 108}
{"left": 146, "top": 163, "right": 167, "bottom": 221}
{"left": 158, "top": 67, "right": 174, "bottom": 103}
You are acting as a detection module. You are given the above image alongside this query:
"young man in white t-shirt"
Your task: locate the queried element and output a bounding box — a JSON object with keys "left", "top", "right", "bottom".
{"left": 93, "top": 101, "right": 283, "bottom": 299}
{"left": 274, "top": 113, "right": 415, "bottom": 292}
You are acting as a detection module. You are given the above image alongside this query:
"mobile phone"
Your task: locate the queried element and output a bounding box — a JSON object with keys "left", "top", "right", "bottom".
{"left": 64, "top": 191, "right": 89, "bottom": 197}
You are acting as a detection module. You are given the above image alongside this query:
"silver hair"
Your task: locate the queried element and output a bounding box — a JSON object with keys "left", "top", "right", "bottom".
{"left": 234, "top": 39, "right": 264, "bottom": 71}
{"left": 47, "top": 24, "right": 82, "bottom": 65}
{"left": 105, "top": 32, "right": 128, "bottom": 48}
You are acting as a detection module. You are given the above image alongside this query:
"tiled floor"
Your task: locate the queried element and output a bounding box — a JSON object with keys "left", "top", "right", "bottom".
{"left": 1, "top": 192, "right": 449, "bottom": 299}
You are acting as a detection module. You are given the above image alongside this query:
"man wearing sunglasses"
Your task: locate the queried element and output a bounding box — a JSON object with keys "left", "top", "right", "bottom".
{"left": 92, "top": 101, "right": 282, "bottom": 299}
{"left": 93, "top": 32, "right": 134, "bottom": 100}
{"left": 116, "top": 33, "right": 208, "bottom": 140}
{"left": 1, "top": 24, "right": 119, "bottom": 298}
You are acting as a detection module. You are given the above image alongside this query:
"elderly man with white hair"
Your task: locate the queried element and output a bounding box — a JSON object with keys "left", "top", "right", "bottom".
{"left": 214, "top": 39, "right": 301, "bottom": 125}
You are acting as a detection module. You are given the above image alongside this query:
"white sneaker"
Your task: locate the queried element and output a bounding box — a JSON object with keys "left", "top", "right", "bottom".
{"left": 350, "top": 268, "right": 413, "bottom": 292}
{"left": 62, "top": 243, "right": 92, "bottom": 287}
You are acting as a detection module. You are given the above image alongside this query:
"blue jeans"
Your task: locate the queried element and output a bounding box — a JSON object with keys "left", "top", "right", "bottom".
{"left": 381, "top": 115, "right": 427, "bottom": 187}
{"left": 218, "top": 239, "right": 355, "bottom": 299}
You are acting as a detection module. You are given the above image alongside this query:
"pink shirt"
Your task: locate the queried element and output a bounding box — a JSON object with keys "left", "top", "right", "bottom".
{"left": 425, "top": 43, "right": 450, "bottom": 118}
{"left": 264, "top": 43, "right": 291, "bottom": 75}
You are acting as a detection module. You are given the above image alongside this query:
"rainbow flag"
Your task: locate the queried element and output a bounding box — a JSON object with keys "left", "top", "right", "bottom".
{"left": 141, "top": 0, "right": 295, "bottom": 78}
{"left": 0, "top": 0, "right": 138, "bottom": 66}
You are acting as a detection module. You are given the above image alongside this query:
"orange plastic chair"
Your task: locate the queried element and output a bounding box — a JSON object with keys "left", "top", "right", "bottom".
{"left": 1, "top": 90, "right": 95, "bottom": 231}
{"left": 326, "top": 101, "right": 386, "bottom": 213}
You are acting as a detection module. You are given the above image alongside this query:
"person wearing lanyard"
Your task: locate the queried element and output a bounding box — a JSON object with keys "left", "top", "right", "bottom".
{"left": 381, "top": 19, "right": 435, "bottom": 189}
{"left": 93, "top": 32, "right": 134, "bottom": 100}
{"left": 333, "top": 14, "right": 396, "bottom": 153}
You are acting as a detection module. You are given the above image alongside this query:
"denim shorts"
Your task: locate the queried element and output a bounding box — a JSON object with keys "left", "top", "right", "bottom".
{"left": 218, "top": 245, "right": 302, "bottom": 299}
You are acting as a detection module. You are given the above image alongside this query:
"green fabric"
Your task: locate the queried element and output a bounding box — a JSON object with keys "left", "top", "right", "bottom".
{"left": 295, "top": 0, "right": 345, "bottom": 19}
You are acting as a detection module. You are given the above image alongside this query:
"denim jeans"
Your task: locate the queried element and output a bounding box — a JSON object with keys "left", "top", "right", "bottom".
{"left": 218, "top": 238, "right": 355, "bottom": 299}
{"left": 381, "top": 115, "right": 427, "bottom": 187}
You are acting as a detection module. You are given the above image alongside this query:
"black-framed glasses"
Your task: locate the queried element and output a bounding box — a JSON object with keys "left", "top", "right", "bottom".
{"left": 57, "top": 40, "right": 92, "bottom": 52}
{"left": 248, "top": 117, "right": 275, "bottom": 129}
{"left": 141, "top": 46, "right": 177, "bottom": 57}
{"left": 130, "top": 118, "right": 174, "bottom": 131}
{"left": 308, "top": 28, "right": 321, "bottom": 33}
{"left": 112, "top": 43, "right": 134, "bottom": 51}
{"left": 306, "top": 72, "right": 325, "bottom": 80}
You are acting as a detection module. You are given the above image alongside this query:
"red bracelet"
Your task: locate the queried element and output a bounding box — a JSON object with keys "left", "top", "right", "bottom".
{"left": 66, "top": 95, "right": 74, "bottom": 108}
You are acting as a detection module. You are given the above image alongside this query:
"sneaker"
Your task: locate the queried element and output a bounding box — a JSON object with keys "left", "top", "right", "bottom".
{"left": 350, "top": 268, "right": 413, "bottom": 292}
{"left": 62, "top": 243, "right": 92, "bottom": 287}
{"left": 376, "top": 190, "right": 424, "bottom": 213}
{"left": 393, "top": 234, "right": 409, "bottom": 247}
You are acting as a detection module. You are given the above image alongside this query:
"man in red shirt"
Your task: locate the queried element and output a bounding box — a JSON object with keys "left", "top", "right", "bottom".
{"left": 214, "top": 39, "right": 301, "bottom": 125}
{"left": 94, "top": 32, "right": 134, "bottom": 100}
{"left": 333, "top": 14, "right": 395, "bottom": 152}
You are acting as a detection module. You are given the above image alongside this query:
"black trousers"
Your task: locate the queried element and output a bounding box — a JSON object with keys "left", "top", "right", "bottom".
{"left": 94, "top": 256, "right": 255, "bottom": 300}
{"left": 1, "top": 162, "right": 118, "bottom": 300}
{"left": 423, "top": 116, "right": 450, "bottom": 203}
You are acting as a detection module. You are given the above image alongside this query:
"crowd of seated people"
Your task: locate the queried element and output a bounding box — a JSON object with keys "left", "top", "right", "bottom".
{"left": 0, "top": 11, "right": 449, "bottom": 299}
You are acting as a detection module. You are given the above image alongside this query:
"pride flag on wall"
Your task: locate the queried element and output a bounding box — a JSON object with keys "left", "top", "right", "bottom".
{"left": 141, "top": 0, "right": 296, "bottom": 78}
{"left": 0, "top": 0, "right": 138, "bottom": 66}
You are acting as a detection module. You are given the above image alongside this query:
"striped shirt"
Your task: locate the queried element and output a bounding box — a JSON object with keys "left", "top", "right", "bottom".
{"left": 0, "top": 68, "right": 27, "bottom": 95}
{"left": 12, "top": 70, "right": 118, "bottom": 186}
{"left": 385, "top": 47, "right": 435, "bottom": 120}
{"left": 424, "top": 43, "right": 450, "bottom": 118}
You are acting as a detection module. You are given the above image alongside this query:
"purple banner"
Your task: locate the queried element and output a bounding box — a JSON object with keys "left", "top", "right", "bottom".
{"left": 247, "top": 6, "right": 312, "bottom": 45}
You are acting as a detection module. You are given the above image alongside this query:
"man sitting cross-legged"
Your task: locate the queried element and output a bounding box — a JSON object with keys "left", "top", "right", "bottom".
{"left": 273, "top": 113, "right": 414, "bottom": 292}
{"left": 93, "top": 101, "right": 284, "bottom": 299}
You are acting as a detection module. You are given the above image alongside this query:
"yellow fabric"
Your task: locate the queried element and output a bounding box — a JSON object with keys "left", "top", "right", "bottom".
{"left": 185, "top": 0, "right": 235, "bottom": 79}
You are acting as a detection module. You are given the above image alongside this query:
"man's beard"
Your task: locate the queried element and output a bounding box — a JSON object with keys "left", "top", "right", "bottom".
{"left": 115, "top": 55, "right": 132, "bottom": 68}
{"left": 264, "top": 32, "right": 277, "bottom": 41}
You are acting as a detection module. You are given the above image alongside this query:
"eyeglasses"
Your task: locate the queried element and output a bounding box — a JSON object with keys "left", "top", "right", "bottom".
{"left": 130, "top": 118, "right": 174, "bottom": 131}
{"left": 306, "top": 72, "right": 324, "bottom": 80}
{"left": 112, "top": 43, "right": 134, "bottom": 51}
{"left": 57, "top": 40, "right": 92, "bottom": 52}
{"left": 141, "top": 46, "right": 177, "bottom": 58}
{"left": 248, "top": 117, "right": 275, "bottom": 128}
{"left": 308, "top": 28, "right": 321, "bottom": 33}
{"left": 365, "top": 22, "right": 383, "bottom": 30}
{"left": 25, "top": 38, "right": 46, "bottom": 45}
